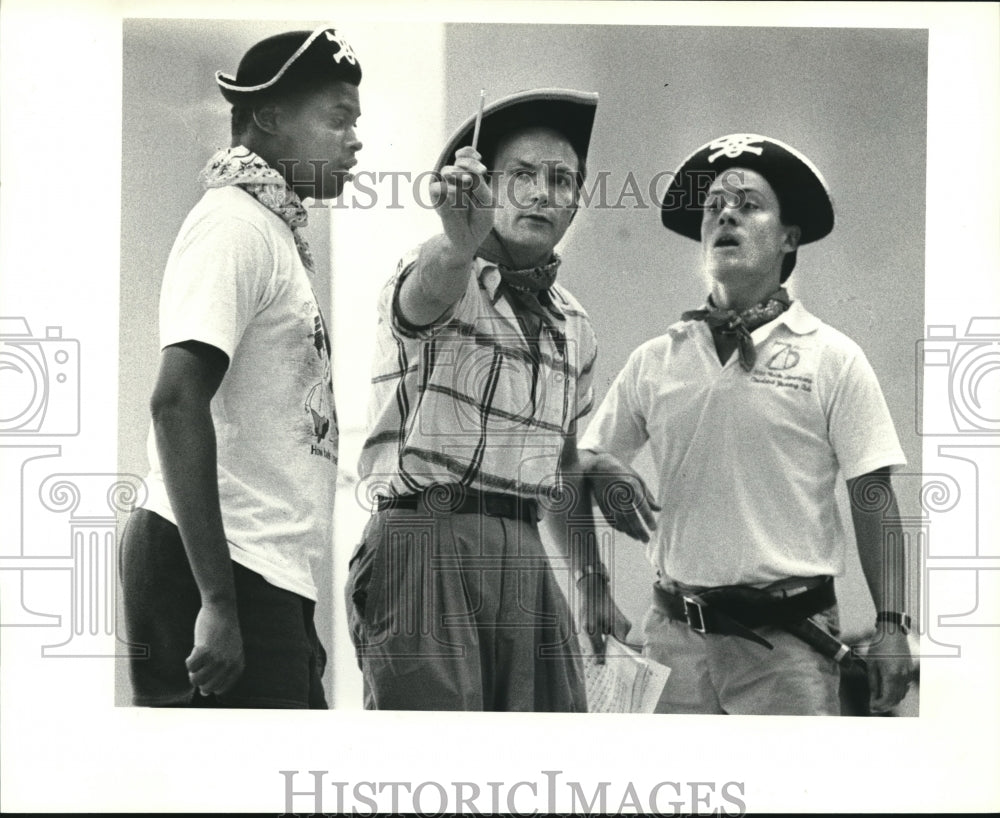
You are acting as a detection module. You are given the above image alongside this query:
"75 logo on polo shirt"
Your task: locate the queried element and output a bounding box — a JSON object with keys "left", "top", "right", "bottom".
{"left": 766, "top": 341, "right": 801, "bottom": 371}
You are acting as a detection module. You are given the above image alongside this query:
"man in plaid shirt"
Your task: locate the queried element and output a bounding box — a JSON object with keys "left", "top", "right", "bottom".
{"left": 346, "top": 89, "right": 629, "bottom": 710}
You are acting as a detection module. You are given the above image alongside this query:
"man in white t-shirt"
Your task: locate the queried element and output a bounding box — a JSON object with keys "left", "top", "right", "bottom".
{"left": 579, "top": 134, "right": 913, "bottom": 715}
{"left": 119, "top": 27, "right": 362, "bottom": 707}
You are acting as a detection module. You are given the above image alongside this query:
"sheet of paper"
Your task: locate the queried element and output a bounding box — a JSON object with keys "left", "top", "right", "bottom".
{"left": 582, "top": 636, "right": 671, "bottom": 713}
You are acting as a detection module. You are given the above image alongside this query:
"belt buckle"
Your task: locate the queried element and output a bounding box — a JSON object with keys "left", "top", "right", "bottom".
{"left": 683, "top": 595, "right": 707, "bottom": 633}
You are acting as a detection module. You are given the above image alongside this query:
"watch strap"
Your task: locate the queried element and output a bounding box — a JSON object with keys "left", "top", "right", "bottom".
{"left": 875, "top": 611, "right": 912, "bottom": 634}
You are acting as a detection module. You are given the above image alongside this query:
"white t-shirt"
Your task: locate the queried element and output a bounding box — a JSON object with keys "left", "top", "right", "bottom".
{"left": 579, "top": 300, "right": 906, "bottom": 587}
{"left": 141, "top": 185, "right": 337, "bottom": 601}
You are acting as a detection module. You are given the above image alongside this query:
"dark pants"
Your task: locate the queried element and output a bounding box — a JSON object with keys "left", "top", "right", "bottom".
{"left": 345, "top": 505, "right": 586, "bottom": 711}
{"left": 119, "top": 508, "right": 327, "bottom": 709}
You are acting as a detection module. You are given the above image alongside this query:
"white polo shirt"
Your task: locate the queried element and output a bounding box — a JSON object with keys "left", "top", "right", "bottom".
{"left": 579, "top": 300, "right": 906, "bottom": 587}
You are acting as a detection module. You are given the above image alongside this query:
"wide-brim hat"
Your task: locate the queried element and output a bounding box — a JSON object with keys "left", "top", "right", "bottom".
{"left": 434, "top": 88, "right": 598, "bottom": 172}
{"left": 216, "top": 26, "right": 361, "bottom": 105}
{"left": 660, "top": 133, "right": 834, "bottom": 244}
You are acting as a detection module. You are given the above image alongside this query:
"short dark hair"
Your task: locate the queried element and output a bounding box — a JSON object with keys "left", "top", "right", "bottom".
{"left": 230, "top": 105, "right": 255, "bottom": 138}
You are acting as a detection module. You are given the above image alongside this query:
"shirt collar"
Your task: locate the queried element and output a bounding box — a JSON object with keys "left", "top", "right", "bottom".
{"left": 476, "top": 257, "right": 503, "bottom": 300}
{"left": 773, "top": 299, "right": 820, "bottom": 335}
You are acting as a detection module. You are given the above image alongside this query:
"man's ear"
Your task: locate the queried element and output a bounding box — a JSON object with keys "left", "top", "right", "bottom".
{"left": 252, "top": 103, "right": 282, "bottom": 136}
{"left": 783, "top": 224, "right": 802, "bottom": 253}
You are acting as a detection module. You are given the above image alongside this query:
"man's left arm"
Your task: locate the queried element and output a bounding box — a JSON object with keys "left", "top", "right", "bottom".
{"left": 542, "top": 433, "right": 631, "bottom": 662}
{"left": 847, "top": 467, "right": 914, "bottom": 713}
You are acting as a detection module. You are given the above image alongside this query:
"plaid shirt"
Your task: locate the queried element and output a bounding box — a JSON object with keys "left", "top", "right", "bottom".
{"left": 357, "top": 247, "right": 597, "bottom": 502}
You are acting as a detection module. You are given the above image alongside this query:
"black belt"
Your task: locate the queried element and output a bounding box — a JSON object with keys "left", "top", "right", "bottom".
{"left": 376, "top": 488, "right": 537, "bottom": 524}
{"left": 654, "top": 577, "right": 857, "bottom": 664}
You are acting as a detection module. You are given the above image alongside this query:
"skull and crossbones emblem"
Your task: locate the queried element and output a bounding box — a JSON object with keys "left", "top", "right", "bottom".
{"left": 707, "top": 134, "right": 766, "bottom": 163}
{"left": 325, "top": 30, "right": 358, "bottom": 65}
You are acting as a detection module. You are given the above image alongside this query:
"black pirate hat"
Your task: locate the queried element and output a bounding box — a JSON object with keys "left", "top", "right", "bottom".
{"left": 215, "top": 26, "right": 361, "bottom": 105}
{"left": 660, "top": 133, "right": 834, "bottom": 244}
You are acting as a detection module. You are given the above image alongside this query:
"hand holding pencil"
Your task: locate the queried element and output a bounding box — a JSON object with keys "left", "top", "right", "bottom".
{"left": 431, "top": 89, "right": 494, "bottom": 258}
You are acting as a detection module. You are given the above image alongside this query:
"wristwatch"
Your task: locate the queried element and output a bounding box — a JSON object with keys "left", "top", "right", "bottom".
{"left": 574, "top": 563, "right": 609, "bottom": 585}
{"left": 875, "top": 611, "right": 912, "bottom": 635}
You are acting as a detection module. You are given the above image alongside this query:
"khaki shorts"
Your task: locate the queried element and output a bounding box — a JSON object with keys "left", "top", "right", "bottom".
{"left": 642, "top": 580, "right": 842, "bottom": 716}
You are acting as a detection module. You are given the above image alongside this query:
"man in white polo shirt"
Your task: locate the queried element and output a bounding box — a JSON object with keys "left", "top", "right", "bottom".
{"left": 579, "top": 134, "right": 913, "bottom": 715}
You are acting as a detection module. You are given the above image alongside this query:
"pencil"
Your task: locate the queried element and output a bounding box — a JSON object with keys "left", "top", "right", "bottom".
{"left": 471, "top": 89, "right": 486, "bottom": 152}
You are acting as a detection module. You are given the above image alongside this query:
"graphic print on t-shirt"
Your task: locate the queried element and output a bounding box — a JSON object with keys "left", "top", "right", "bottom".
{"left": 303, "top": 304, "right": 338, "bottom": 463}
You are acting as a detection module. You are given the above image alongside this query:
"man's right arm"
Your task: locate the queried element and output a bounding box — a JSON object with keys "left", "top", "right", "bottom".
{"left": 577, "top": 352, "right": 660, "bottom": 543}
{"left": 579, "top": 449, "right": 660, "bottom": 544}
{"left": 150, "top": 339, "right": 244, "bottom": 697}
{"left": 397, "top": 145, "right": 495, "bottom": 327}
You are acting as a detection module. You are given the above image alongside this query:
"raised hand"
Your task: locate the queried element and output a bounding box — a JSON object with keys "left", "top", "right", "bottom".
{"left": 430, "top": 145, "right": 495, "bottom": 258}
